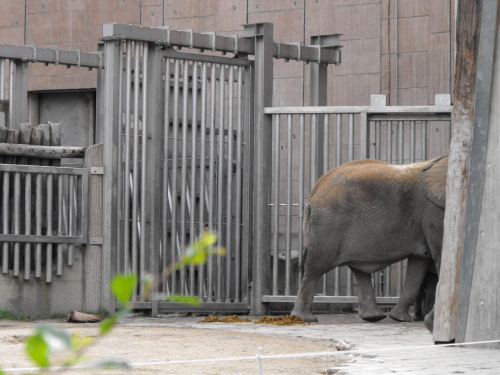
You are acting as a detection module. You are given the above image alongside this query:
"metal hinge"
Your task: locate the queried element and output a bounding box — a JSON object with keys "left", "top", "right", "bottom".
{"left": 91, "top": 167, "right": 104, "bottom": 175}
{"left": 89, "top": 237, "right": 103, "bottom": 245}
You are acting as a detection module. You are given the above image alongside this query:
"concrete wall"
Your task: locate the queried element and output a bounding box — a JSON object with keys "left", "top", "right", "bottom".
{"left": 0, "top": 0, "right": 454, "bottom": 106}
{"left": 0, "top": 250, "right": 86, "bottom": 318}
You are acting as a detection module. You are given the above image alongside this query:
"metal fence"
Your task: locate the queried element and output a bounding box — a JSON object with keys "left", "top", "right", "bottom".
{"left": 105, "top": 39, "right": 254, "bottom": 311}
{"left": 262, "top": 102, "right": 452, "bottom": 306}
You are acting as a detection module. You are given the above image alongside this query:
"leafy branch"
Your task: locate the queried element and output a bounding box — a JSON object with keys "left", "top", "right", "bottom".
{"left": 4, "top": 231, "right": 224, "bottom": 373}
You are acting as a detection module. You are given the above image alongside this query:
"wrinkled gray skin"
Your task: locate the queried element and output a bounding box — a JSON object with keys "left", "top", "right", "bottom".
{"left": 413, "top": 263, "right": 438, "bottom": 321}
{"left": 291, "top": 156, "right": 447, "bottom": 331}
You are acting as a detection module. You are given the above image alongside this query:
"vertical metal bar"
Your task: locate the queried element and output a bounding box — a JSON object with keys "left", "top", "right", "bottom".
{"left": 387, "top": 122, "right": 393, "bottom": 164}
{"left": 68, "top": 176, "right": 75, "bottom": 266}
{"left": 410, "top": 120, "right": 416, "bottom": 163}
{"left": 179, "top": 59, "right": 190, "bottom": 295}
{"left": 348, "top": 113, "right": 354, "bottom": 162}
{"left": 234, "top": 66, "right": 243, "bottom": 303}
{"left": 0, "top": 59, "right": 5, "bottom": 100}
{"left": 123, "top": 40, "right": 132, "bottom": 275}
{"left": 250, "top": 22, "right": 274, "bottom": 316}
{"left": 298, "top": 114, "right": 305, "bottom": 284}
{"left": 24, "top": 173, "right": 31, "bottom": 280}
{"left": 272, "top": 115, "right": 280, "bottom": 295}
{"left": 422, "top": 120, "right": 427, "bottom": 160}
{"left": 8, "top": 61, "right": 14, "bottom": 128}
{"left": 190, "top": 61, "right": 199, "bottom": 297}
{"left": 334, "top": 114, "right": 342, "bottom": 296}
{"left": 207, "top": 62, "right": 216, "bottom": 301}
{"left": 116, "top": 41, "right": 124, "bottom": 274}
{"left": 397, "top": 120, "right": 404, "bottom": 296}
{"left": 170, "top": 58, "right": 181, "bottom": 294}
{"left": 216, "top": 64, "right": 225, "bottom": 302}
{"left": 35, "top": 173, "right": 42, "bottom": 277}
{"left": 346, "top": 113, "right": 354, "bottom": 296}
{"left": 198, "top": 62, "right": 208, "bottom": 300}
{"left": 46, "top": 174, "right": 53, "bottom": 283}
{"left": 13, "top": 171, "right": 20, "bottom": 276}
{"left": 375, "top": 121, "right": 381, "bottom": 159}
{"left": 310, "top": 114, "right": 318, "bottom": 184}
{"left": 225, "top": 65, "right": 234, "bottom": 302}
{"left": 140, "top": 42, "right": 149, "bottom": 299}
{"left": 162, "top": 57, "right": 171, "bottom": 294}
{"left": 2, "top": 170, "right": 9, "bottom": 274}
{"left": 56, "top": 175, "right": 63, "bottom": 276}
{"left": 359, "top": 112, "right": 369, "bottom": 159}
{"left": 285, "top": 114, "right": 293, "bottom": 295}
{"left": 131, "top": 42, "right": 140, "bottom": 288}
{"left": 321, "top": 115, "right": 330, "bottom": 295}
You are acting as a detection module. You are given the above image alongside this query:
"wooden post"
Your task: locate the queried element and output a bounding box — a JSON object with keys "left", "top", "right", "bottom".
{"left": 433, "top": 0, "right": 482, "bottom": 343}
{"left": 455, "top": 0, "right": 500, "bottom": 346}
{"left": 83, "top": 144, "right": 103, "bottom": 313}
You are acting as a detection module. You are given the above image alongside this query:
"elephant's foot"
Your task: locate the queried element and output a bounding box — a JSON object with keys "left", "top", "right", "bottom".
{"left": 290, "top": 308, "right": 318, "bottom": 323}
{"left": 388, "top": 308, "right": 412, "bottom": 322}
{"left": 413, "top": 311, "right": 424, "bottom": 321}
{"left": 424, "top": 310, "right": 434, "bottom": 333}
{"left": 359, "top": 306, "right": 387, "bottom": 322}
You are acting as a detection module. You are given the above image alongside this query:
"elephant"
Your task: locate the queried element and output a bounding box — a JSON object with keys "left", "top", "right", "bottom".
{"left": 413, "top": 263, "right": 438, "bottom": 321}
{"left": 290, "top": 156, "right": 447, "bottom": 327}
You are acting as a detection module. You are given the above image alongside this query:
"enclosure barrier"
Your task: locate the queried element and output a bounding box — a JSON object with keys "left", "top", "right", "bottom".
{"left": 0, "top": 44, "right": 102, "bottom": 130}
{"left": 261, "top": 98, "right": 452, "bottom": 306}
{"left": 98, "top": 22, "right": 342, "bottom": 315}
{"left": 0, "top": 123, "right": 89, "bottom": 283}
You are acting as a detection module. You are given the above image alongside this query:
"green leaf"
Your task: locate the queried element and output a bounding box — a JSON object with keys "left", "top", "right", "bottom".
{"left": 25, "top": 332, "right": 50, "bottom": 367}
{"left": 111, "top": 274, "right": 137, "bottom": 304}
{"left": 165, "top": 294, "right": 201, "bottom": 306}
{"left": 99, "top": 315, "right": 118, "bottom": 335}
{"left": 0, "top": 369, "right": 6, "bottom": 375}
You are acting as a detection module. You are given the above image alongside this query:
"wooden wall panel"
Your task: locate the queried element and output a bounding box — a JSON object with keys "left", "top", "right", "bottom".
{"left": 141, "top": 5, "right": 164, "bottom": 27}
{"left": 429, "top": 0, "right": 450, "bottom": 34}
{"left": 0, "top": 1, "right": 26, "bottom": 28}
{"left": 330, "top": 74, "right": 380, "bottom": 106}
{"left": 163, "top": 17, "right": 217, "bottom": 32}
{"left": 215, "top": 0, "right": 248, "bottom": 32}
{"left": 163, "top": 0, "right": 217, "bottom": 18}
{"left": 429, "top": 32, "right": 451, "bottom": 102}
{"left": 249, "top": 0, "right": 304, "bottom": 13}
{"left": 26, "top": 0, "right": 85, "bottom": 13}
{"left": 26, "top": 12, "right": 84, "bottom": 44}
{"left": 398, "top": 16, "right": 429, "bottom": 53}
{"left": 304, "top": 0, "right": 334, "bottom": 37}
{"left": 83, "top": 0, "right": 140, "bottom": 26}
{"left": 0, "top": 26, "right": 25, "bottom": 45}
{"left": 333, "top": 39, "right": 381, "bottom": 76}
{"left": 248, "top": 9, "right": 304, "bottom": 42}
{"left": 274, "top": 77, "right": 304, "bottom": 107}
{"left": 330, "top": 3, "right": 381, "bottom": 41}
{"left": 398, "top": 52, "right": 428, "bottom": 88}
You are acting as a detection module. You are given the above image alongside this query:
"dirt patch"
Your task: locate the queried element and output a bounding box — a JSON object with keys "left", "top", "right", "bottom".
{"left": 254, "top": 315, "right": 308, "bottom": 326}
{"left": 0, "top": 319, "right": 340, "bottom": 374}
{"left": 199, "top": 315, "right": 252, "bottom": 323}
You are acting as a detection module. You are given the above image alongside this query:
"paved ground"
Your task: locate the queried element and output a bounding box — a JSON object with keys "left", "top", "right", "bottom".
{"left": 1, "top": 313, "right": 499, "bottom": 374}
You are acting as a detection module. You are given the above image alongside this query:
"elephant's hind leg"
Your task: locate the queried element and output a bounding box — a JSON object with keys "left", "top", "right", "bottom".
{"left": 291, "top": 272, "right": 321, "bottom": 322}
{"left": 350, "top": 268, "right": 387, "bottom": 322}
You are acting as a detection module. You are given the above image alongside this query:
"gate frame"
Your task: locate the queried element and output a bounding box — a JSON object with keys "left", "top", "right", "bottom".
{"left": 98, "top": 23, "right": 341, "bottom": 315}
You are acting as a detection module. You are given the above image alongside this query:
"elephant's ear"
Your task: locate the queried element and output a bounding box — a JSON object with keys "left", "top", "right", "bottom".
{"left": 420, "top": 156, "right": 448, "bottom": 208}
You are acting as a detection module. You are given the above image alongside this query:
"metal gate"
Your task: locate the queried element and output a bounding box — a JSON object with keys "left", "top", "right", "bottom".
{"left": 100, "top": 35, "right": 254, "bottom": 313}
{"left": 262, "top": 101, "right": 452, "bottom": 308}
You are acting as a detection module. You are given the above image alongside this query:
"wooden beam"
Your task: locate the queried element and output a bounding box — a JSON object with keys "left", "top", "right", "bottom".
{"left": 0, "top": 142, "right": 86, "bottom": 158}
{"left": 433, "top": 0, "right": 482, "bottom": 343}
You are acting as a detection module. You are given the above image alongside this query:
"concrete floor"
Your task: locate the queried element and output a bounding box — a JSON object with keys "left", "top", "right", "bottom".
{"left": 122, "top": 313, "right": 500, "bottom": 374}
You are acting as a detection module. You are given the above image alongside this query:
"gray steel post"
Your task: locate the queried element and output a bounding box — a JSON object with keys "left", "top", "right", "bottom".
{"left": 243, "top": 22, "right": 274, "bottom": 315}
{"left": 101, "top": 39, "right": 121, "bottom": 313}
{"left": 145, "top": 42, "right": 164, "bottom": 315}
{"left": 13, "top": 61, "right": 28, "bottom": 128}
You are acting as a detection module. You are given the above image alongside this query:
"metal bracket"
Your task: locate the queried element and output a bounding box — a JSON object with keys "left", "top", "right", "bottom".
{"left": 180, "top": 28, "right": 194, "bottom": 49}
{"left": 89, "top": 237, "right": 103, "bottom": 245}
{"left": 202, "top": 31, "right": 216, "bottom": 52}
{"left": 91, "top": 167, "right": 104, "bottom": 175}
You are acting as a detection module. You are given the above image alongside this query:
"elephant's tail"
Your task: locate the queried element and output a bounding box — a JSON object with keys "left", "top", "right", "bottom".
{"left": 300, "top": 204, "right": 311, "bottom": 277}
